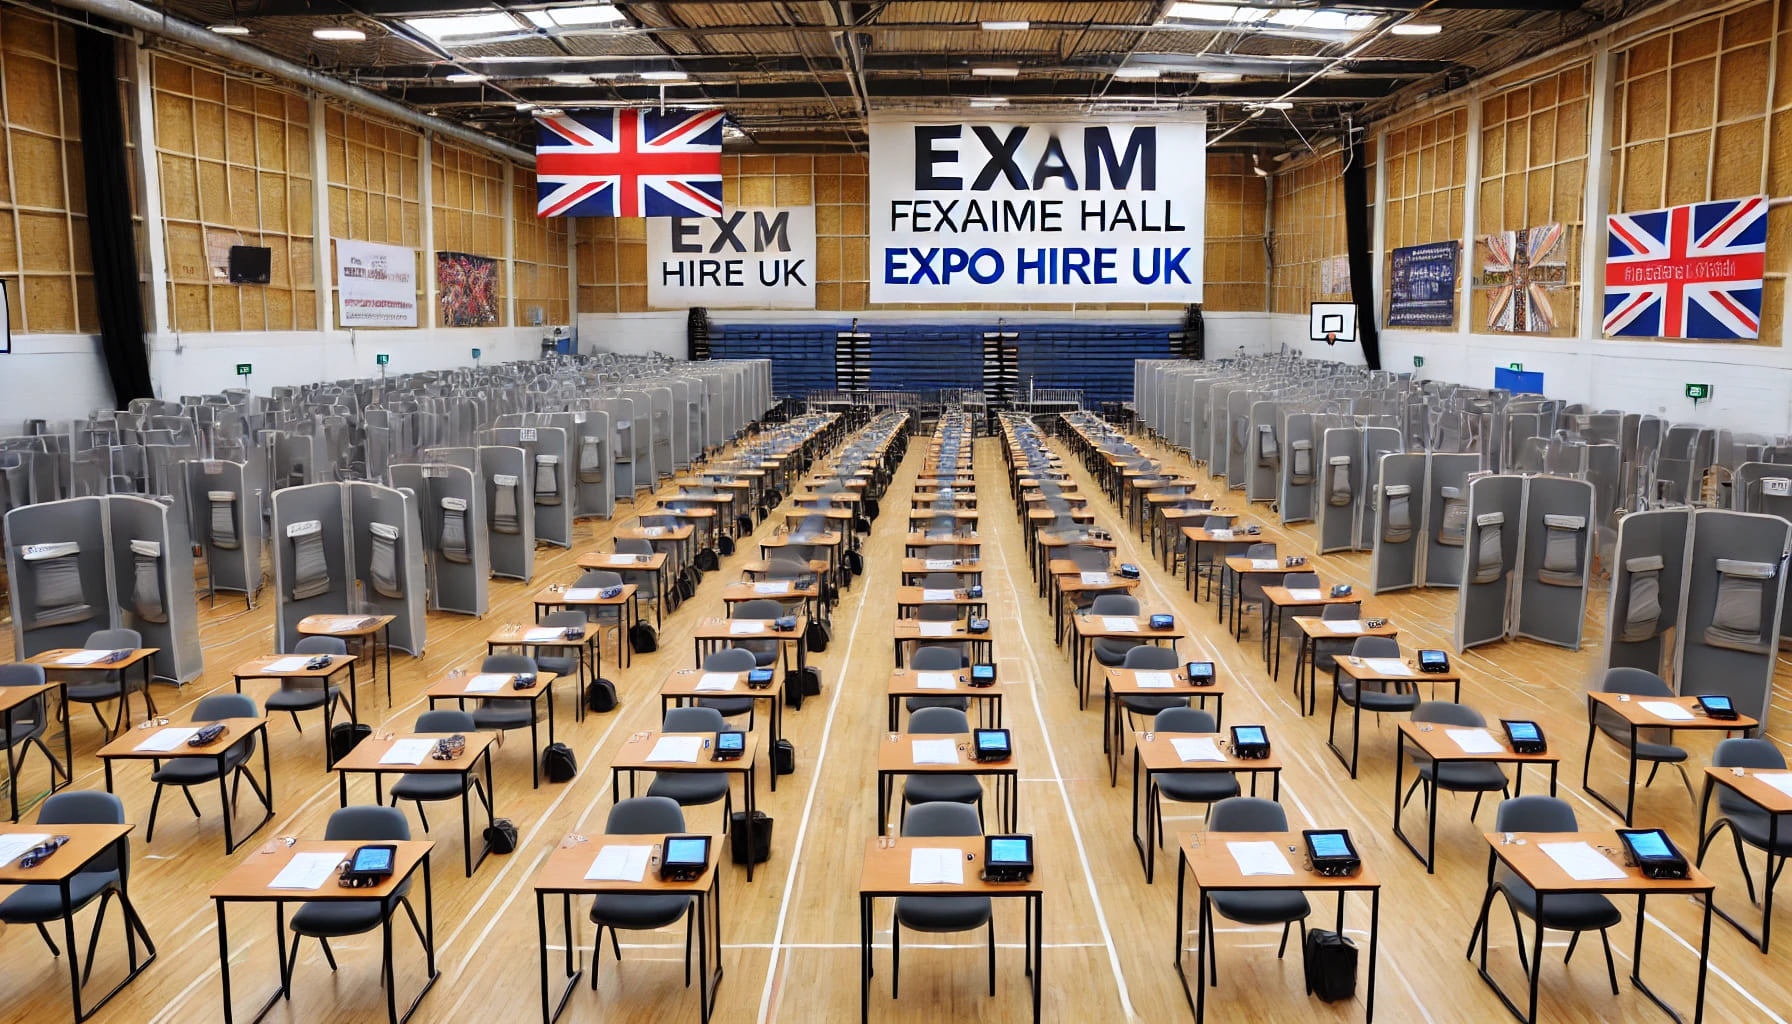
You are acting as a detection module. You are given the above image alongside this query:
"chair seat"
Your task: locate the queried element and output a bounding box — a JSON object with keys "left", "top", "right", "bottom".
{"left": 391, "top": 772, "right": 471, "bottom": 802}
{"left": 903, "top": 774, "right": 983, "bottom": 805}
{"left": 533, "top": 656, "right": 579, "bottom": 678}
{"left": 1340, "top": 683, "right": 1419, "bottom": 713}
{"left": 6, "top": 719, "right": 45, "bottom": 744}
{"left": 291, "top": 897, "right": 396, "bottom": 938}
{"left": 1120, "top": 695, "right": 1189, "bottom": 716}
{"left": 265, "top": 686, "right": 340, "bottom": 712}
{"left": 1094, "top": 638, "right": 1142, "bottom": 665}
{"left": 65, "top": 680, "right": 132, "bottom": 702}
{"left": 0, "top": 870, "right": 118, "bottom": 923}
{"left": 698, "top": 697, "right": 755, "bottom": 717}
{"left": 1597, "top": 722, "right": 1687, "bottom": 763}
{"left": 647, "top": 771, "right": 731, "bottom": 806}
{"left": 592, "top": 892, "right": 691, "bottom": 930}
{"left": 1210, "top": 889, "right": 1310, "bottom": 926}
{"left": 1155, "top": 772, "right": 1241, "bottom": 805}
{"left": 1418, "top": 759, "right": 1510, "bottom": 792}
{"left": 905, "top": 695, "right": 970, "bottom": 713}
{"left": 1497, "top": 872, "right": 1621, "bottom": 930}
{"left": 473, "top": 705, "right": 534, "bottom": 731}
{"left": 895, "top": 894, "right": 991, "bottom": 932}
{"left": 1722, "top": 805, "right": 1792, "bottom": 855}
{"left": 151, "top": 746, "right": 251, "bottom": 784}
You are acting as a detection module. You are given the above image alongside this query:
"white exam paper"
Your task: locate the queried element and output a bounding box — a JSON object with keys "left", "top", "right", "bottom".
{"left": 0, "top": 833, "right": 52, "bottom": 867}
{"left": 1360, "top": 658, "right": 1413, "bottom": 677}
{"left": 1539, "top": 842, "right": 1626, "bottom": 881}
{"left": 1227, "top": 841, "right": 1295, "bottom": 876}
{"left": 696, "top": 673, "right": 738, "bottom": 692}
{"left": 524, "top": 627, "right": 565, "bottom": 643}
{"left": 1209, "top": 529, "right": 1234, "bottom": 540}
{"left": 1286, "top": 589, "right": 1325, "bottom": 602}
{"left": 380, "top": 739, "right": 435, "bottom": 765}
{"left": 1326, "top": 621, "right": 1365, "bottom": 634}
{"left": 647, "top": 736, "right": 704, "bottom": 763}
{"left": 1756, "top": 772, "right": 1792, "bottom": 798}
{"left": 915, "top": 672, "right": 958, "bottom": 690}
{"left": 922, "top": 589, "right": 956, "bottom": 602}
{"left": 607, "top": 554, "right": 636, "bottom": 565}
{"left": 729, "top": 621, "right": 765, "bottom": 635}
{"left": 465, "top": 673, "right": 510, "bottom": 693}
{"left": 326, "top": 619, "right": 361, "bottom": 633}
{"left": 586, "top": 845, "right": 652, "bottom": 882}
{"left": 57, "top": 650, "right": 112, "bottom": 666}
{"left": 134, "top": 727, "right": 200, "bottom": 752}
{"left": 264, "top": 656, "right": 310, "bottom": 673}
{"left": 925, "top": 559, "right": 956, "bottom": 570}
{"left": 911, "top": 738, "right": 959, "bottom": 765}
{"left": 1446, "top": 728, "right": 1505, "bottom": 754}
{"left": 1081, "top": 571, "right": 1111, "bottom": 585}
{"left": 1171, "top": 737, "right": 1227, "bottom": 762}
{"left": 919, "top": 621, "right": 956, "bottom": 637}
{"left": 564, "top": 587, "right": 600, "bottom": 601}
{"left": 1135, "top": 672, "right": 1175, "bottom": 689}
{"left": 1250, "top": 559, "right": 1279, "bottom": 570}
{"left": 909, "top": 848, "right": 965, "bottom": 885}
{"left": 755, "top": 581, "right": 791, "bottom": 595}
{"left": 269, "top": 852, "right": 344, "bottom": 890}
{"left": 1639, "top": 700, "right": 1696, "bottom": 721}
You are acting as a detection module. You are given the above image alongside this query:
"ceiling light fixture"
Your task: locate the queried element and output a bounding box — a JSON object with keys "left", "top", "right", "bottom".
{"left": 1114, "top": 67, "right": 1162, "bottom": 79}
{"left": 312, "top": 27, "right": 366, "bottom": 41}
{"left": 640, "top": 70, "right": 688, "bottom": 81}
{"left": 1389, "top": 23, "right": 1442, "bottom": 36}
{"left": 537, "top": 108, "right": 565, "bottom": 116}
{"left": 516, "top": 102, "right": 538, "bottom": 111}
{"left": 446, "top": 72, "right": 490, "bottom": 82}
{"left": 208, "top": 23, "right": 250, "bottom": 35}
{"left": 1200, "top": 72, "right": 1243, "bottom": 83}
{"left": 972, "top": 66, "right": 1020, "bottom": 77}
{"left": 404, "top": 13, "right": 520, "bottom": 41}
{"left": 980, "top": 20, "right": 1029, "bottom": 31}
{"left": 1249, "top": 100, "right": 1294, "bottom": 110}
{"left": 970, "top": 97, "right": 1010, "bottom": 107}
{"left": 525, "top": 4, "right": 627, "bottom": 28}
{"left": 546, "top": 74, "right": 592, "bottom": 85}
{"left": 1252, "top": 153, "right": 1270, "bottom": 177}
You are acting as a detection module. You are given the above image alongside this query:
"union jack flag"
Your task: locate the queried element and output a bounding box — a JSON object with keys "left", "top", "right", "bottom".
{"left": 535, "top": 109, "right": 724, "bottom": 218}
{"left": 1604, "top": 196, "right": 1767, "bottom": 340}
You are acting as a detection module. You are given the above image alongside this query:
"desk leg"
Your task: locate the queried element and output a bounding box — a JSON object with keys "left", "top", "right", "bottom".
{"left": 538, "top": 890, "right": 580, "bottom": 1023}
{"left": 1030, "top": 894, "right": 1042, "bottom": 1024}
{"left": 1366, "top": 889, "right": 1380, "bottom": 1022}
{"left": 877, "top": 771, "right": 889, "bottom": 837}
{"left": 859, "top": 895, "right": 872, "bottom": 1024}
{"left": 744, "top": 767, "right": 757, "bottom": 882}
{"left": 216, "top": 900, "right": 234, "bottom": 1024}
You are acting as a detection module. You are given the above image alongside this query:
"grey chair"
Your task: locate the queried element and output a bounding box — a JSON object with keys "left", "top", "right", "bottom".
{"left": 1590, "top": 667, "right": 1694, "bottom": 804}
{"left": 470, "top": 654, "right": 541, "bottom": 736}
{"left": 907, "top": 646, "right": 970, "bottom": 716}
{"left": 1146, "top": 708, "right": 1238, "bottom": 862}
{"left": 1090, "top": 594, "right": 1143, "bottom": 668}
{"left": 0, "top": 789, "right": 154, "bottom": 993}
{"left": 1327, "top": 636, "right": 1419, "bottom": 777}
{"left": 648, "top": 707, "right": 733, "bottom": 829}
{"left": 528, "top": 610, "right": 593, "bottom": 691}
{"left": 1116, "top": 646, "right": 1191, "bottom": 743}
{"left": 1404, "top": 702, "right": 1511, "bottom": 821}
{"left": 389, "top": 709, "right": 487, "bottom": 845}
{"left": 1697, "top": 738, "right": 1792, "bottom": 932}
{"left": 891, "top": 801, "right": 992, "bottom": 999}
{"left": 573, "top": 570, "right": 627, "bottom": 626}
{"left": 145, "top": 693, "right": 268, "bottom": 847}
{"left": 2, "top": 663, "right": 62, "bottom": 803}
{"left": 729, "top": 598, "right": 787, "bottom": 668}
{"left": 1206, "top": 798, "right": 1309, "bottom": 968}
{"left": 901, "top": 707, "right": 982, "bottom": 829}
{"left": 62, "top": 628, "right": 154, "bottom": 736}
{"left": 1302, "top": 601, "right": 1364, "bottom": 695}
{"left": 698, "top": 647, "right": 758, "bottom": 726}
{"left": 1471, "top": 796, "right": 1621, "bottom": 995}
{"left": 920, "top": 572, "right": 963, "bottom": 591}
{"left": 286, "top": 805, "right": 427, "bottom": 989}
{"left": 1234, "top": 543, "right": 1282, "bottom": 634}
{"left": 268, "top": 637, "right": 353, "bottom": 735}
{"left": 588, "top": 797, "right": 699, "bottom": 989}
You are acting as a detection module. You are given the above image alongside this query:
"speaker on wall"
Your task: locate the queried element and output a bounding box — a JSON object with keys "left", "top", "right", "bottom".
{"left": 228, "top": 245, "right": 272, "bottom": 284}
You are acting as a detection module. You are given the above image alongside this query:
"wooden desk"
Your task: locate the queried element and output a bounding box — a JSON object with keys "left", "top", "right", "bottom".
{"left": 719, "top": 579, "right": 827, "bottom": 627}
{"left": 425, "top": 669, "right": 560, "bottom": 788}
{"left": 658, "top": 668, "right": 785, "bottom": 790}
{"left": 891, "top": 619, "right": 994, "bottom": 669}
{"left": 29, "top": 647, "right": 160, "bottom": 736}
{"left": 900, "top": 556, "right": 983, "bottom": 586}
{"left": 760, "top": 530, "right": 843, "bottom": 584}
{"left": 691, "top": 615, "right": 808, "bottom": 674}
{"left": 335, "top": 732, "right": 497, "bottom": 876}
{"left": 297, "top": 614, "right": 396, "bottom": 704}
{"left": 1583, "top": 692, "right": 1756, "bottom": 825}
{"left": 1392, "top": 721, "right": 1558, "bottom": 872}
{"left": 874, "top": 732, "right": 1017, "bottom": 836}
{"left": 1034, "top": 533, "right": 1117, "bottom": 595}
{"left": 532, "top": 584, "right": 639, "bottom": 668}
{"left": 1156, "top": 508, "right": 1234, "bottom": 565}
{"left": 1178, "top": 526, "right": 1244, "bottom": 595}
{"left": 885, "top": 668, "right": 1003, "bottom": 731}
{"left": 1048, "top": 569, "right": 1139, "bottom": 644}
{"left": 98, "top": 717, "right": 273, "bottom": 853}
{"left": 1067, "top": 612, "right": 1184, "bottom": 710}
{"left": 857, "top": 836, "right": 1042, "bottom": 1024}
{"left": 0, "top": 821, "right": 153, "bottom": 1020}
{"left": 577, "top": 550, "right": 670, "bottom": 629}
{"left": 1260, "top": 583, "right": 1359, "bottom": 678}
{"left": 533, "top": 833, "right": 723, "bottom": 1024}
{"left": 1328, "top": 656, "right": 1460, "bottom": 778}
{"left": 892, "top": 585, "right": 988, "bottom": 620}
{"left": 1471, "top": 831, "right": 1713, "bottom": 1024}
{"left": 1102, "top": 667, "right": 1228, "bottom": 780}
{"left": 1130, "top": 734, "right": 1280, "bottom": 881}
{"left": 609, "top": 731, "right": 763, "bottom": 881}
{"left": 232, "top": 653, "right": 359, "bottom": 767}
{"left": 1220, "top": 556, "right": 1288, "bottom": 636}
{"left": 902, "top": 533, "right": 979, "bottom": 559}
{"left": 485, "top": 622, "right": 599, "bottom": 721}
{"left": 907, "top": 507, "right": 979, "bottom": 522}
{"left": 210, "top": 838, "right": 437, "bottom": 1024}
{"left": 0, "top": 675, "right": 72, "bottom": 821}
{"left": 1174, "top": 831, "right": 1380, "bottom": 1024}
{"left": 659, "top": 503, "right": 722, "bottom": 550}
{"left": 1290, "top": 617, "right": 1398, "bottom": 716}
{"left": 615, "top": 524, "right": 695, "bottom": 573}
{"left": 1697, "top": 766, "right": 1792, "bottom": 950}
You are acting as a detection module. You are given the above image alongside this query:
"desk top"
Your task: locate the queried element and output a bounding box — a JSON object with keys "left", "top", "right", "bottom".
{"left": 611, "top": 731, "right": 758, "bottom": 772}
{"left": 577, "top": 551, "right": 669, "bottom": 571}
{"left": 887, "top": 668, "right": 1001, "bottom": 698}
{"left": 904, "top": 533, "right": 980, "bottom": 546}
{"left": 902, "top": 557, "right": 983, "bottom": 574}
{"left": 296, "top": 615, "right": 394, "bottom": 637}
{"left": 333, "top": 731, "right": 497, "bottom": 774}
{"left": 0, "top": 823, "right": 133, "bottom": 884}
{"left": 1071, "top": 612, "right": 1185, "bottom": 641}
{"left": 659, "top": 668, "right": 779, "bottom": 700}
{"left": 659, "top": 505, "right": 719, "bottom": 518}
{"left": 859, "top": 836, "right": 1043, "bottom": 896}
{"left": 533, "top": 584, "right": 637, "bottom": 607}
{"left": 739, "top": 558, "right": 830, "bottom": 577}
{"left": 533, "top": 833, "right": 721, "bottom": 894}
{"left": 210, "top": 839, "right": 433, "bottom": 901}
{"left": 485, "top": 622, "right": 592, "bottom": 647}
{"left": 1702, "top": 767, "right": 1792, "bottom": 812}
{"left": 615, "top": 525, "right": 695, "bottom": 542}
{"left": 1335, "top": 656, "right": 1458, "bottom": 684}
{"left": 1180, "top": 831, "right": 1380, "bottom": 890}
{"left": 877, "top": 732, "right": 1015, "bottom": 773}
{"left": 1485, "top": 831, "right": 1713, "bottom": 894}
{"left": 1263, "top": 585, "right": 1359, "bottom": 608}
{"left": 1105, "top": 667, "right": 1227, "bottom": 697}
{"left": 719, "top": 581, "right": 819, "bottom": 602}
{"left": 691, "top": 616, "right": 805, "bottom": 641}
{"left": 1398, "top": 721, "right": 1558, "bottom": 763}
{"left": 29, "top": 647, "right": 159, "bottom": 670}
{"left": 894, "top": 586, "right": 984, "bottom": 606}
{"left": 892, "top": 620, "right": 988, "bottom": 642}
{"left": 426, "top": 669, "right": 559, "bottom": 701}
{"left": 763, "top": 531, "right": 843, "bottom": 548}
{"left": 1134, "top": 732, "right": 1279, "bottom": 773}
{"left": 1223, "top": 556, "right": 1290, "bottom": 574}
{"left": 1291, "top": 616, "right": 1398, "bottom": 640}
{"left": 233, "top": 653, "right": 357, "bottom": 678}
{"left": 98, "top": 718, "right": 265, "bottom": 759}
{"left": 1588, "top": 692, "right": 1757, "bottom": 731}
{"left": 909, "top": 508, "right": 979, "bottom": 519}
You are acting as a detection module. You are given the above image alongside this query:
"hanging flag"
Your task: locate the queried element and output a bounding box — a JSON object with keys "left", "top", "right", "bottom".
{"left": 1477, "top": 223, "right": 1566, "bottom": 333}
{"left": 535, "top": 108, "right": 724, "bottom": 218}
{"left": 1604, "top": 195, "right": 1767, "bottom": 340}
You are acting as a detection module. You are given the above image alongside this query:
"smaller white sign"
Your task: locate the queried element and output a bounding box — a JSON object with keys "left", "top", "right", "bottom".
{"left": 648, "top": 207, "right": 816, "bottom": 309}
{"left": 335, "top": 239, "right": 418, "bottom": 327}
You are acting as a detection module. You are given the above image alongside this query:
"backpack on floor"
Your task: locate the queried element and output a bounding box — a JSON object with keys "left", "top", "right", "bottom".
{"left": 543, "top": 742, "right": 578, "bottom": 783}
{"left": 629, "top": 621, "right": 658, "bottom": 654}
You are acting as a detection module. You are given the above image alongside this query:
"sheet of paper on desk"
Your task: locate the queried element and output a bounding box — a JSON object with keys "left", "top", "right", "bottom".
{"left": 1540, "top": 842, "right": 1626, "bottom": 881}
{"left": 643, "top": 527, "right": 666, "bottom": 536}
{"left": 1227, "top": 841, "right": 1294, "bottom": 876}
{"left": 586, "top": 845, "right": 652, "bottom": 882}
{"left": 1287, "top": 589, "right": 1324, "bottom": 602}
{"left": 465, "top": 673, "right": 510, "bottom": 693}
{"left": 696, "top": 673, "right": 738, "bottom": 692}
{"left": 909, "top": 848, "right": 965, "bottom": 885}
{"left": 270, "top": 852, "right": 345, "bottom": 890}
{"left": 922, "top": 589, "right": 956, "bottom": 602}
{"left": 1638, "top": 700, "right": 1696, "bottom": 721}
{"left": 1756, "top": 772, "right": 1792, "bottom": 797}
{"left": 729, "top": 621, "right": 765, "bottom": 635}
{"left": 755, "top": 581, "right": 791, "bottom": 595}
{"left": 919, "top": 622, "right": 956, "bottom": 637}
{"left": 1081, "top": 572, "right": 1111, "bottom": 585}
{"left": 1209, "top": 529, "right": 1233, "bottom": 540}
{"left": 1327, "top": 621, "right": 1365, "bottom": 634}
{"left": 1361, "top": 658, "right": 1413, "bottom": 677}
{"left": 608, "top": 555, "right": 636, "bottom": 565}
{"left": 57, "top": 649, "right": 112, "bottom": 665}
{"left": 925, "top": 559, "right": 956, "bottom": 570}
{"left": 1250, "top": 559, "right": 1278, "bottom": 570}
{"left": 263, "top": 656, "right": 311, "bottom": 673}
{"left": 564, "top": 588, "right": 600, "bottom": 601}
{"left": 380, "top": 739, "right": 435, "bottom": 765}
{"left": 911, "top": 738, "right": 959, "bottom": 765}
{"left": 1102, "top": 617, "right": 1139, "bottom": 632}
{"left": 325, "top": 619, "right": 361, "bottom": 632}
{"left": 134, "top": 727, "right": 200, "bottom": 752}
{"left": 647, "top": 736, "right": 703, "bottom": 763}
{"left": 1172, "top": 737, "right": 1226, "bottom": 762}
{"left": 0, "top": 833, "right": 51, "bottom": 867}
{"left": 915, "top": 672, "right": 958, "bottom": 690}
{"left": 1447, "top": 728, "right": 1505, "bottom": 754}
{"left": 524, "top": 627, "right": 566, "bottom": 643}
{"left": 1135, "top": 672, "right": 1175, "bottom": 689}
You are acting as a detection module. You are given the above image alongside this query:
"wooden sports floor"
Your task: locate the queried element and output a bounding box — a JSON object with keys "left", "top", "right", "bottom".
{"left": 3, "top": 421, "right": 1790, "bottom": 1024}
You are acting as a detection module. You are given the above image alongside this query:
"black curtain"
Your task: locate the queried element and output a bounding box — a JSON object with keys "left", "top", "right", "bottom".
{"left": 75, "top": 27, "right": 153, "bottom": 406}
{"left": 1341, "top": 132, "right": 1381, "bottom": 370}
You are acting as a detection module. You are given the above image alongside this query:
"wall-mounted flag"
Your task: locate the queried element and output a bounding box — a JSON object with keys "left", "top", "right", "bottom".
{"left": 535, "top": 108, "right": 723, "bottom": 218}
{"left": 1604, "top": 195, "right": 1766, "bottom": 340}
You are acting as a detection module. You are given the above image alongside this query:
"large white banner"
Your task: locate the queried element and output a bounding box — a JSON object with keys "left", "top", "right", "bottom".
{"left": 869, "top": 114, "right": 1205, "bottom": 304}
{"left": 335, "top": 239, "right": 418, "bottom": 327}
{"left": 648, "top": 207, "right": 816, "bottom": 309}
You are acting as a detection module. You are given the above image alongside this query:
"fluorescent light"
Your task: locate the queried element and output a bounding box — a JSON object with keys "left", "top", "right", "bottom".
{"left": 446, "top": 72, "right": 490, "bottom": 83}
{"left": 546, "top": 74, "right": 592, "bottom": 84}
{"left": 970, "top": 97, "right": 1010, "bottom": 107}
{"left": 1252, "top": 153, "right": 1269, "bottom": 177}
{"left": 516, "top": 102, "right": 538, "bottom": 111}
{"left": 592, "top": 72, "right": 622, "bottom": 79}
{"left": 208, "top": 24, "right": 250, "bottom": 36}
{"left": 1114, "top": 67, "right": 1161, "bottom": 80}
{"left": 525, "top": 5, "right": 627, "bottom": 28}
{"left": 972, "top": 66, "right": 1020, "bottom": 78}
{"left": 1200, "top": 72, "right": 1243, "bottom": 83}
{"left": 1249, "top": 101, "right": 1294, "bottom": 110}
{"left": 312, "top": 27, "right": 366, "bottom": 41}
{"left": 1390, "top": 22, "right": 1442, "bottom": 36}
{"left": 1163, "top": 3, "right": 1372, "bottom": 31}
{"left": 640, "top": 70, "right": 688, "bottom": 81}
{"left": 980, "top": 20, "right": 1029, "bottom": 30}
{"left": 404, "top": 13, "right": 520, "bottom": 40}
{"left": 1165, "top": 3, "right": 1267, "bottom": 24}
{"left": 537, "top": 108, "right": 564, "bottom": 116}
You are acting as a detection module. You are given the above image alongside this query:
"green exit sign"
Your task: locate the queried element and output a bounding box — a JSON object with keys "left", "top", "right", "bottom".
{"left": 235, "top": 363, "right": 252, "bottom": 376}
{"left": 1686, "top": 382, "right": 1711, "bottom": 400}
{"left": 1508, "top": 362, "right": 1523, "bottom": 372}
{"left": 1412, "top": 356, "right": 1425, "bottom": 368}
{"left": 376, "top": 353, "right": 390, "bottom": 366}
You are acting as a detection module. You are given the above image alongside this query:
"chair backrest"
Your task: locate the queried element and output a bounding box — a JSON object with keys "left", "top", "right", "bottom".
{"left": 1411, "top": 701, "right": 1486, "bottom": 728}
{"left": 908, "top": 706, "right": 969, "bottom": 734}
{"left": 194, "top": 693, "right": 258, "bottom": 722}
{"left": 703, "top": 648, "right": 758, "bottom": 672}
{"left": 325, "top": 804, "right": 412, "bottom": 841}
{"left": 1209, "top": 797, "right": 1288, "bottom": 832}
{"left": 481, "top": 653, "right": 539, "bottom": 675}
{"left": 767, "top": 559, "right": 809, "bottom": 579}
{"left": 0, "top": 663, "right": 47, "bottom": 687}
{"left": 902, "top": 801, "right": 982, "bottom": 838}
{"left": 732, "top": 599, "right": 783, "bottom": 620}
{"left": 925, "top": 546, "right": 960, "bottom": 562}
{"left": 1153, "top": 707, "right": 1216, "bottom": 733}
{"left": 921, "top": 573, "right": 962, "bottom": 590}
{"left": 606, "top": 795, "right": 687, "bottom": 834}
{"left": 576, "top": 570, "right": 623, "bottom": 589}
{"left": 1089, "top": 594, "right": 1139, "bottom": 616}
{"left": 294, "top": 636, "right": 348, "bottom": 656}
{"left": 917, "top": 603, "right": 962, "bottom": 622}
{"left": 1601, "top": 666, "right": 1673, "bottom": 699}
{"left": 911, "top": 646, "right": 966, "bottom": 671}
{"left": 1321, "top": 602, "right": 1362, "bottom": 621}
{"left": 1122, "top": 645, "right": 1180, "bottom": 669}
{"left": 1349, "top": 636, "right": 1400, "bottom": 659}
{"left": 86, "top": 628, "right": 142, "bottom": 650}
{"left": 1202, "top": 516, "right": 1231, "bottom": 530}
{"left": 540, "top": 610, "right": 587, "bottom": 630}
{"left": 1067, "top": 545, "right": 1109, "bottom": 571}
{"left": 1493, "top": 795, "right": 1577, "bottom": 833}
{"left": 415, "top": 709, "right": 475, "bottom": 732}
{"left": 1284, "top": 572, "right": 1320, "bottom": 589}
{"left": 616, "top": 538, "right": 654, "bottom": 556}
{"left": 39, "top": 790, "right": 127, "bottom": 876}
{"left": 1245, "top": 543, "right": 1276, "bottom": 559}
{"left": 663, "top": 706, "right": 727, "bottom": 733}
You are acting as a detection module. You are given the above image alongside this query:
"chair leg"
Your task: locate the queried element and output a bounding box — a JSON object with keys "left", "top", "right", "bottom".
{"left": 1470, "top": 792, "right": 1484, "bottom": 820}
{"left": 1505, "top": 898, "right": 1529, "bottom": 978}
{"left": 80, "top": 891, "right": 113, "bottom": 985}
{"left": 590, "top": 925, "right": 605, "bottom": 990}
{"left": 145, "top": 783, "right": 165, "bottom": 843}
{"left": 1401, "top": 774, "right": 1426, "bottom": 808}
{"left": 416, "top": 801, "right": 431, "bottom": 833}
{"left": 319, "top": 937, "right": 339, "bottom": 971}
{"left": 610, "top": 926, "right": 622, "bottom": 959}
{"left": 891, "top": 920, "right": 901, "bottom": 999}
{"left": 975, "top": 793, "right": 985, "bottom": 832}
{"left": 1644, "top": 761, "right": 1661, "bottom": 787}
{"left": 37, "top": 920, "right": 61, "bottom": 956}
{"left": 1599, "top": 929, "right": 1619, "bottom": 995}
{"left": 1563, "top": 930, "right": 1579, "bottom": 963}
{"left": 180, "top": 785, "right": 202, "bottom": 818}
{"left": 1673, "top": 763, "right": 1697, "bottom": 806}
{"left": 289, "top": 711, "right": 303, "bottom": 733}
{"left": 988, "top": 919, "right": 997, "bottom": 996}
{"left": 685, "top": 906, "right": 694, "bottom": 987}
{"left": 1277, "top": 921, "right": 1292, "bottom": 958}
